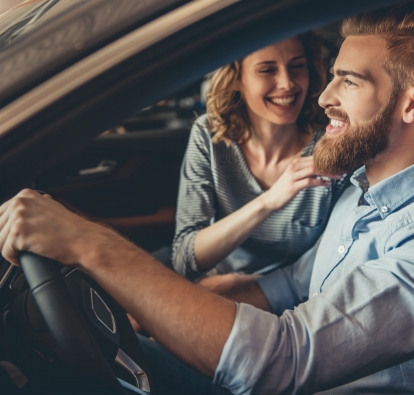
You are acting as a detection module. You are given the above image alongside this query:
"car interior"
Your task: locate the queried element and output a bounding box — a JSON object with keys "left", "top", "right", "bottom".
{"left": 0, "top": 0, "right": 402, "bottom": 394}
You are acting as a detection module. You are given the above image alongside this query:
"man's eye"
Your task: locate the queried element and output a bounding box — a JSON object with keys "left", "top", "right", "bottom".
{"left": 344, "top": 78, "right": 357, "bottom": 86}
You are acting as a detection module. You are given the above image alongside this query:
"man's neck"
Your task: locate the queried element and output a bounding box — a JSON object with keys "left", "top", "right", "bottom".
{"left": 366, "top": 144, "right": 414, "bottom": 187}
{"left": 365, "top": 118, "right": 414, "bottom": 187}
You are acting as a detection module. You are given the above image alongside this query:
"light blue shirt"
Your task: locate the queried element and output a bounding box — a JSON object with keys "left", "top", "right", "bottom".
{"left": 214, "top": 165, "right": 414, "bottom": 394}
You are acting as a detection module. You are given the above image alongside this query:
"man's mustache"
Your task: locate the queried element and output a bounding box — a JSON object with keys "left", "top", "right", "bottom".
{"left": 325, "top": 108, "right": 349, "bottom": 123}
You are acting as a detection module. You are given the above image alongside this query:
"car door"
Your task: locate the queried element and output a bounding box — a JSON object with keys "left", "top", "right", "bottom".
{"left": 35, "top": 116, "right": 192, "bottom": 251}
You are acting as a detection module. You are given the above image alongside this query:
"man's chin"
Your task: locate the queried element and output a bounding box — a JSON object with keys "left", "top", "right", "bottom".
{"left": 313, "top": 140, "right": 357, "bottom": 175}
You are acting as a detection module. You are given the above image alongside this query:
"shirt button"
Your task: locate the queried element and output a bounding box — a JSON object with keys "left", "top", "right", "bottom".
{"left": 381, "top": 206, "right": 388, "bottom": 213}
{"left": 338, "top": 245, "right": 345, "bottom": 254}
{"left": 312, "top": 292, "right": 319, "bottom": 298}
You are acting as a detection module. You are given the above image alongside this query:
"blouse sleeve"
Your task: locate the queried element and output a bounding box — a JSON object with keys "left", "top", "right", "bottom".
{"left": 172, "top": 115, "right": 217, "bottom": 279}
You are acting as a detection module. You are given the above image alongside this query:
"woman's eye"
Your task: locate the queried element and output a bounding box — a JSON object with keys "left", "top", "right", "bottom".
{"left": 290, "top": 63, "right": 306, "bottom": 69}
{"left": 258, "top": 68, "right": 275, "bottom": 74}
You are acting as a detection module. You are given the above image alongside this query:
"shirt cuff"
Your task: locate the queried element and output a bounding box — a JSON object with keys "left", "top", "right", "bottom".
{"left": 213, "top": 303, "right": 282, "bottom": 395}
{"left": 257, "top": 269, "right": 299, "bottom": 315}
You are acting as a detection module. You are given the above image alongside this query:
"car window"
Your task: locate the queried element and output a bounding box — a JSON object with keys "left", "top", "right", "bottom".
{"left": 114, "top": 23, "right": 341, "bottom": 136}
{"left": 0, "top": 0, "right": 189, "bottom": 107}
{"left": 0, "top": 0, "right": 78, "bottom": 49}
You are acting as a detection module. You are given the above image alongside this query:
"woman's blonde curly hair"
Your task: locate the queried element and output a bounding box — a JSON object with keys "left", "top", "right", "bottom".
{"left": 207, "top": 32, "right": 328, "bottom": 146}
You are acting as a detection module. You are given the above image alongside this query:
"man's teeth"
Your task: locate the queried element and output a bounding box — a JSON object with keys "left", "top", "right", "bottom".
{"left": 330, "top": 119, "right": 346, "bottom": 128}
{"left": 269, "top": 96, "right": 295, "bottom": 106}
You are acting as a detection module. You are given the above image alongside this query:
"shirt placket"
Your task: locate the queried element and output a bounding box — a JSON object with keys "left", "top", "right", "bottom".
{"left": 317, "top": 203, "right": 374, "bottom": 293}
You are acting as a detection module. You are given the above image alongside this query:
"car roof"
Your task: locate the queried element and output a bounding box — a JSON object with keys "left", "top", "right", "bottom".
{"left": 0, "top": 0, "right": 189, "bottom": 107}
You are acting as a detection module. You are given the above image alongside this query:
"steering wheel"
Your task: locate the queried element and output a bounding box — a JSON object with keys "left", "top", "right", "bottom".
{"left": 16, "top": 251, "right": 153, "bottom": 395}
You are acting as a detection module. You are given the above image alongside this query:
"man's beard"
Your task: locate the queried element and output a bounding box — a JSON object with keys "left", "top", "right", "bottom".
{"left": 313, "top": 97, "right": 397, "bottom": 176}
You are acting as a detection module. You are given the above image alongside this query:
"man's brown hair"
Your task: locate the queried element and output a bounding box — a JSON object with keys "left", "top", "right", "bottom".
{"left": 341, "top": 2, "right": 414, "bottom": 94}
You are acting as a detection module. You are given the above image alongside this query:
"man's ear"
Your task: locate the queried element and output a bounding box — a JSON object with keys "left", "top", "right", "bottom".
{"left": 402, "top": 87, "right": 414, "bottom": 124}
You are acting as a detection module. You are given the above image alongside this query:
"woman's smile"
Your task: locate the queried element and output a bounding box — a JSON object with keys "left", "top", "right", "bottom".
{"left": 266, "top": 93, "right": 300, "bottom": 109}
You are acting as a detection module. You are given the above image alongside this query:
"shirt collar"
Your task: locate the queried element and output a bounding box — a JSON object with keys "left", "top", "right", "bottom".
{"left": 350, "top": 164, "right": 414, "bottom": 218}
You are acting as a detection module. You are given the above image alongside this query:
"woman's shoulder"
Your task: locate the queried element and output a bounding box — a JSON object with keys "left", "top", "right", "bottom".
{"left": 191, "top": 114, "right": 210, "bottom": 134}
{"left": 189, "top": 114, "right": 213, "bottom": 144}
{"left": 190, "top": 114, "right": 233, "bottom": 151}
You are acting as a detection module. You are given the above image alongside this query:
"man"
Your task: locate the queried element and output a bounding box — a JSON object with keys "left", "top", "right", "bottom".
{"left": 1, "top": 3, "right": 414, "bottom": 394}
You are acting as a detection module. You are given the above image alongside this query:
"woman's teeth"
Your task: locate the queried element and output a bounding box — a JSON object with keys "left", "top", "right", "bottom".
{"left": 269, "top": 96, "right": 295, "bottom": 106}
{"left": 330, "top": 119, "right": 346, "bottom": 128}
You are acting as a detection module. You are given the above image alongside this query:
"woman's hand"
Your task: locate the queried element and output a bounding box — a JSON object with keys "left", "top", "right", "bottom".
{"left": 198, "top": 273, "right": 261, "bottom": 295}
{"left": 193, "top": 156, "right": 338, "bottom": 271}
{"left": 260, "top": 156, "right": 332, "bottom": 212}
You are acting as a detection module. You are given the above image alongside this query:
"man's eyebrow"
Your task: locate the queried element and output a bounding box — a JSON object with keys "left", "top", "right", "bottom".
{"left": 330, "top": 67, "right": 373, "bottom": 82}
{"left": 256, "top": 56, "right": 306, "bottom": 65}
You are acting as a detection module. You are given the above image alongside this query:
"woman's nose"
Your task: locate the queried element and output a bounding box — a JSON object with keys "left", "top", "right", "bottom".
{"left": 276, "top": 68, "right": 295, "bottom": 90}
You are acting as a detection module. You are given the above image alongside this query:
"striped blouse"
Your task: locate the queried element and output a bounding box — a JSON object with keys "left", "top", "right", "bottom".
{"left": 172, "top": 114, "right": 350, "bottom": 279}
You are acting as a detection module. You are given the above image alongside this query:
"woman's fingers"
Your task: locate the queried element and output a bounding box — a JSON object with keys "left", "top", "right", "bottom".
{"left": 293, "top": 177, "right": 331, "bottom": 193}
{"left": 288, "top": 156, "right": 314, "bottom": 172}
{"left": 291, "top": 164, "right": 319, "bottom": 181}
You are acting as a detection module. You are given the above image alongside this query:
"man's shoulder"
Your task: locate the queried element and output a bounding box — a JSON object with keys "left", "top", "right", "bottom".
{"left": 382, "top": 198, "right": 414, "bottom": 245}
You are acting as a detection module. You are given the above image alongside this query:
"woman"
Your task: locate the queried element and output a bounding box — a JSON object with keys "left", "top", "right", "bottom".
{"left": 172, "top": 33, "right": 348, "bottom": 281}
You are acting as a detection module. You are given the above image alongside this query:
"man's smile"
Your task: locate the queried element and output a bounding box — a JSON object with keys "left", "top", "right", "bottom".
{"left": 326, "top": 116, "right": 348, "bottom": 135}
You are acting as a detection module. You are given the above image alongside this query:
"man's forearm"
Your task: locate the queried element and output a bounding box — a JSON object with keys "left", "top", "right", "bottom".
{"left": 80, "top": 231, "right": 237, "bottom": 377}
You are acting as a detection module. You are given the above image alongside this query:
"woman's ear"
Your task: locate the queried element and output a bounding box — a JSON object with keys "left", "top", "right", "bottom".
{"left": 402, "top": 87, "right": 414, "bottom": 124}
{"left": 233, "top": 79, "right": 241, "bottom": 92}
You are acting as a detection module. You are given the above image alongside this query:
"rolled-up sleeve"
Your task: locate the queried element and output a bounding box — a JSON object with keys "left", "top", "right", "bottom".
{"left": 257, "top": 238, "right": 320, "bottom": 315}
{"left": 172, "top": 115, "right": 216, "bottom": 279}
{"left": 214, "top": 235, "right": 414, "bottom": 394}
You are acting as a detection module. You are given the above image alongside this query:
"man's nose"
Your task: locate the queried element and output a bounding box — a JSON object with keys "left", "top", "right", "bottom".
{"left": 318, "top": 80, "right": 338, "bottom": 109}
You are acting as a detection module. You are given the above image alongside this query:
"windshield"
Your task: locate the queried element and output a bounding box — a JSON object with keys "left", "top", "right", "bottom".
{"left": 0, "top": 0, "right": 77, "bottom": 50}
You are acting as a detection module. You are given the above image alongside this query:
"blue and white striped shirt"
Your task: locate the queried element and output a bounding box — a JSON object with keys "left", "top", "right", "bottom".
{"left": 172, "top": 115, "right": 349, "bottom": 279}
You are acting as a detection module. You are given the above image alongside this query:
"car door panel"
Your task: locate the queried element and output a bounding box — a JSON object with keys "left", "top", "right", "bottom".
{"left": 36, "top": 128, "right": 190, "bottom": 250}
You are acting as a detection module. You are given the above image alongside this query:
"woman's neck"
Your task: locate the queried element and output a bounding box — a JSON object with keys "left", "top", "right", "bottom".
{"left": 245, "top": 119, "right": 309, "bottom": 166}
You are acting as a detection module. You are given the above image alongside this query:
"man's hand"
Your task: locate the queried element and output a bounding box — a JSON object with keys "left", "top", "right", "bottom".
{"left": 0, "top": 189, "right": 237, "bottom": 378}
{"left": 0, "top": 189, "right": 107, "bottom": 266}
